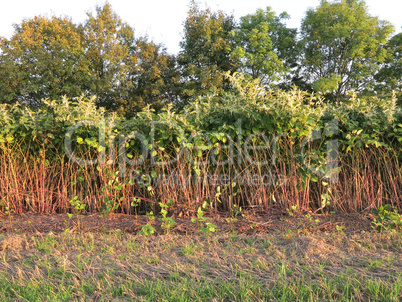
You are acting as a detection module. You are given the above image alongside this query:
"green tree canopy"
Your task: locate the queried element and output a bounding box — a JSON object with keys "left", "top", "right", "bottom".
{"left": 0, "top": 2, "right": 181, "bottom": 116}
{"left": 125, "top": 37, "right": 182, "bottom": 117}
{"left": 178, "top": 1, "right": 237, "bottom": 99}
{"left": 300, "top": 0, "right": 394, "bottom": 101}
{"left": 374, "top": 32, "right": 402, "bottom": 102}
{"left": 83, "top": 2, "right": 135, "bottom": 112}
{"left": 0, "top": 16, "right": 88, "bottom": 106}
{"left": 231, "top": 8, "right": 298, "bottom": 87}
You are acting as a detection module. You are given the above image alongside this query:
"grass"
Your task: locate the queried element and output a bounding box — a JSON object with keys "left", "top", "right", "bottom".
{"left": 0, "top": 230, "right": 401, "bottom": 301}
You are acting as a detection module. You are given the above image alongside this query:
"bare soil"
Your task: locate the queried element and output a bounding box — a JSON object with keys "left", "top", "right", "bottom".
{"left": 0, "top": 209, "right": 375, "bottom": 235}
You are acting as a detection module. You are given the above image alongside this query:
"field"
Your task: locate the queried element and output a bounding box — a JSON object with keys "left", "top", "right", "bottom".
{"left": 0, "top": 77, "right": 401, "bottom": 301}
{"left": 0, "top": 211, "right": 401, "bottom": 301}
{"left": 0, "top": 1, "right": 401, "bottom": 300}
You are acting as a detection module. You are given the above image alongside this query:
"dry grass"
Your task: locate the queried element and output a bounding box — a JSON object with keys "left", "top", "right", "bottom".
{"left": 0, "top": 229, "right": 401, "bottom": 301}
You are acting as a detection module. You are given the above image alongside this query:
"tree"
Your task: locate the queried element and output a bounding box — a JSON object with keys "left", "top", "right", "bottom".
{"left": 374, "top": 33, "right": 402, "bottom": 102}
{"left": 178, "top": 1, "right": 237, "bottom": 99}
{"left": 0, "top": 16, "right": 89, "bottom": 106}
{"left": 231, "top": 7, "right": 298, "bottom": 87}
{"left": 0, "top": 2, "right": 181, "bottom": 115}
{"left": 83, "top": 2, "right": 135, "bottom": 112}
{"left": 125, "top": 37, "right": 182, "bottom": 117}
{"left": 300, "top": 0, "right": 394, "bottom": 101}
{"left": 84, "top": 3, "right": 180, "bottom": 116}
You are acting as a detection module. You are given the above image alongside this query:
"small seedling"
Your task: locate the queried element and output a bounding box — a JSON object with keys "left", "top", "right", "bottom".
{"left": 225, "top": 217, "right": 238, "bottom": 232}
{"left": 201, "top": 222, "right": 218, "bottom": 235}
{"left": 140, "top": 211, "right": 156, "bottom": 237}
{"left": 100, "top": 170, "right": 124, "bottom": 217}
{"left": 230, "top": 204, "right": 243, "bottom": 218}
{"left": 335, "top": 225, "right": 346, "bottom": 235}
{"left": 191, "top": 206, "right": 218, "bottom": 236}
{"left": 191, "top": 206, "right": 207, "bottom": 229}
{"left": 68, "top": 196, "right": 85, "bottom": 230}
{"left": 372, "top": 205, "right": 402, "bottom": 232}
{"left": 27, "top": 221, "right": 35, "bottom": 233}
{"left": 131, "top": 198, "right": 141, "bottom": 216}
{"left": 304, "top": 213, "right": 320, "bottom": 230}
{"left": 285, "top": 228, "right": 295, "bottom": 239}
{"left": 140, "top": 223, "right": 156, "bottom": 237}
{"left": 158, "top": 200, "right": 176, "bottom": 234}
{"left": 287, "top": 205, "right": 298, "bottom": 217}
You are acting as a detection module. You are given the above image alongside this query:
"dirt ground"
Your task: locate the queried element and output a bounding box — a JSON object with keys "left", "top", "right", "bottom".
{"left": 0, "top": 209, "right": 400, "bottom": 301}
{"left": 0, "top": 209, "right": 375, "bottom": 235}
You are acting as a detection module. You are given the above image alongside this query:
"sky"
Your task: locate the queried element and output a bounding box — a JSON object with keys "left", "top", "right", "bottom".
{"left": 0, "top": 0, "right": 401, "bottom": 54}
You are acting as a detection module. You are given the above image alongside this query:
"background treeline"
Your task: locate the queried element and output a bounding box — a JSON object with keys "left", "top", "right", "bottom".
{"left": 0, "top": 0, "right": 401, "bottom": 116}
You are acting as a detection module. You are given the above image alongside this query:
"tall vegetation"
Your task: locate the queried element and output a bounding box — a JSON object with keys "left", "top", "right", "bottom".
{"left": 0, "top": 74, "right": 401, "bottom": 214}
{"left": 0, "top": 16, "right": 88, "bottom": 106}
{"left": 0, "top": 0, "right": 399, "bottom": 110}
{"left": 83, "top": 2, "right": 135, "bottom": 112}
{"left": 300, "top": 0, "right": 394, "bottom": 101}
{"left": 231, "top": 7, "right": 298, "bottom": 86}
{"left": 178, "top": 0, "right": 237, "bottom": 99}
{"left": 374, "top": 32, "right": 402, "bottom": 102}
{"left": 0, "top": 1, "right": 401, "bottom": 215}
{"left": 0, "top": 3, "right": 179, "bottom": 116}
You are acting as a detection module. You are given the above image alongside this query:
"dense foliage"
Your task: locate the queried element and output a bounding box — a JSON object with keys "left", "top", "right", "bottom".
{"left": 0, "top": 3, "right": 180, "bottom": 116}
{"left": 0, "top": 0, "right": 400, "bottom": 115}
{"left": 300, "top": 0, "right": 394, "bottom": 101}
{"left": 178, "top": 0, "right": 237, "bottom": 99}
{"left": 0, "top": 74, "right": 401, "bottom": 214}
{"left": 0, "top": 0, "right": 401, "bottom": 214}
